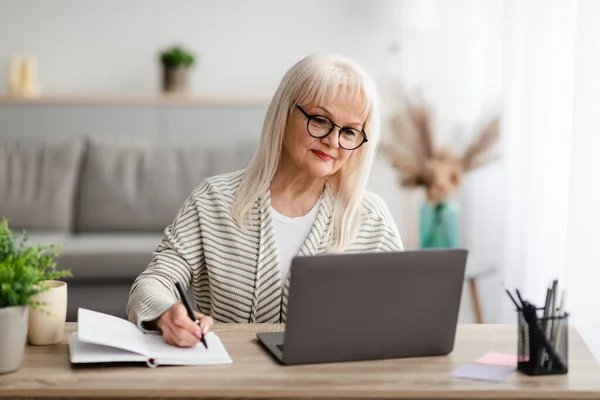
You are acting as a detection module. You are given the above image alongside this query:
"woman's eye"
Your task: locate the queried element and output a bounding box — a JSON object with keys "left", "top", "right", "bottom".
{"left": 341, "top": 128, "right": 357, "bottom": 137}
{"left": 312, "top": 116, "right": 330, "bottom": 126}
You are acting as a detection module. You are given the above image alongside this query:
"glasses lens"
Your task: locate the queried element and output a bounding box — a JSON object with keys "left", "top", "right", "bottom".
{"left": 307, "top": 116, "right": 333, "bottom": 138}
{"left": 339, "top": 128, "right": 363, "bottom": 150}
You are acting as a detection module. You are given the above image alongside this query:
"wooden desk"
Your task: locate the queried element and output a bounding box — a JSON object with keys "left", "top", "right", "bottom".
{"left": 1, "top": 323, "right": 600, "bottom": 400}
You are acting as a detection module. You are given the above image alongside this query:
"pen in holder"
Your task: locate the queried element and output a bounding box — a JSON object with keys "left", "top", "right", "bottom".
{"left": 517, "top": 306, "right": 569, "bottom": 376}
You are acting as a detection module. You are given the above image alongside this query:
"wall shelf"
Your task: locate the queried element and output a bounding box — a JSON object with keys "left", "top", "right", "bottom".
{"left": 0, "top": 93, "right": 271, "bottom": 107}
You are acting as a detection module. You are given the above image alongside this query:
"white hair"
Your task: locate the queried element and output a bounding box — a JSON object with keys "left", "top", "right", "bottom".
{"left": 231, "top": 53, "right": 381, "bottom": 252}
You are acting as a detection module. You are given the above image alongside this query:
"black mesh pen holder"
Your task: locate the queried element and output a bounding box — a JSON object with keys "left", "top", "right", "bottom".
{"left": 517, "top": 309, "right": 569, "bottom": 376}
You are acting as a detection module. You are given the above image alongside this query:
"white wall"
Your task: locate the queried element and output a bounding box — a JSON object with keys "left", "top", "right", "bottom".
{"left": 0, "top": 0, "right": 503, "bottom": 123}
{"left": 0, "top": 0, "right": 398, "bottom": 96}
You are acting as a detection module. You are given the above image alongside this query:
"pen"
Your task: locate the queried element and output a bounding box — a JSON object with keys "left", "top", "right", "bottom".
{"left": 515, "top": 288, "right": 524, "bottom": 306}
{"left": 174, "top": 281, "right": 208, "bottom": 349}
{"left": 502, "top": 283, "right": 521, "bottom": 309}
{"left": 542, "top": 284, "right": 552, "bottom": 330}
{"left": 541, "top": 283, "right": 553, "bottom": 368}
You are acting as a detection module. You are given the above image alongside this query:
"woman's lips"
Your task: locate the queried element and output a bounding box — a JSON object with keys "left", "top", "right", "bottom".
{"left": 312, "top": 150, "right": 333, "bottom": 161}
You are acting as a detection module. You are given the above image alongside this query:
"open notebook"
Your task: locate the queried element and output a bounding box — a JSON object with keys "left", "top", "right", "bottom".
{"left": 69, "top": 308, "right": 232, "bottom": 367}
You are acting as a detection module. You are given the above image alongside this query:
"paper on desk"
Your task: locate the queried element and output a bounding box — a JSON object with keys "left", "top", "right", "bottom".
{"left": 476, "top": 352, "right": 518, "bottom": 368}
{"left": 451, "top": 363, "right": 515, "bottom": 383}
{"left": 69, "top": 332, "right": 147, "bottom": 364}
{"left": 143, "top": 332, "right": 232, "bottom": 366}
{"left": 77, "top": 308, "right": 150, "bottom": 357}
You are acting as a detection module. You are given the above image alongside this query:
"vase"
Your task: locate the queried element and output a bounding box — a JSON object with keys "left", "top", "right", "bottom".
{"left": 419, "top": 200, "right": 460, "bottom": 248}
{"left": 28, "top": 280, "right": 67, "bottom": 346}
{"left": 162, "top": 66, "right": 190, "bottom": 94}
{"left": 0, "top": 306, "right": 29, "bottom": 374}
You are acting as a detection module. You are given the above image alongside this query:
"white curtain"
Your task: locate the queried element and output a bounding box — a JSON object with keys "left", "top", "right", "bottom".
{"left": 564, "top": 0, "right": 600, "bottom": 362}
{"left": 501, "top": 0, "right": 600, "bottom": 361}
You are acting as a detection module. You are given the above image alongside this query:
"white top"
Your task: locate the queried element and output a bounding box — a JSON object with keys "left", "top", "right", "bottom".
{"left": 270, "top": 199, "right": 320, "bottom": 294}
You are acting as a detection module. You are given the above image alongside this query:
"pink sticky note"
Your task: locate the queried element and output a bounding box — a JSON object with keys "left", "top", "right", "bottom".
{"left": 476, "top": 353, "right": 518, "bottom": 368}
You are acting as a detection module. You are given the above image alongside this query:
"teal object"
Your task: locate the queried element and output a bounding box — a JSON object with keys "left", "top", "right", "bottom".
{"left": 419, "top": 200, "right": 460, "bottom": 248}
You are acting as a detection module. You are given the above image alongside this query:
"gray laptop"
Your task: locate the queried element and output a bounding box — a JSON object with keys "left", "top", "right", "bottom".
{"left": 257, "top": 249, "right": 468, "bottom": 365}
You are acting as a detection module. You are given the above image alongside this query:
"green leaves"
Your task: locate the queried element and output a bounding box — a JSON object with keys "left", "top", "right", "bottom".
{"left": 0, "top": 218, "right": 72, "bottom": 308}
{"left": 160, "top": 45, "right": 196, "bottom": 68}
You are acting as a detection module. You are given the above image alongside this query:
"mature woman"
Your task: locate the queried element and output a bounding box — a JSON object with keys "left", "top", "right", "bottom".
{"left": 127, "top": 53, "right": 404, "bottom": 347}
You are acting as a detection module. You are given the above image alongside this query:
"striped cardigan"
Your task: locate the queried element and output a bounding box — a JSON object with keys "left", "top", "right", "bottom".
{"left": 127, "top": 170, "right": 404, "bottom": 329}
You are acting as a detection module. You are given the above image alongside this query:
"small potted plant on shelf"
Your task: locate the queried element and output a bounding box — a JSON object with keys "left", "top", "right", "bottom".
{"left": 0, "top": 218, "right": 71, "bottom": 374}
{"left": 159, "top": 45, "right": 197, "bottom": 94}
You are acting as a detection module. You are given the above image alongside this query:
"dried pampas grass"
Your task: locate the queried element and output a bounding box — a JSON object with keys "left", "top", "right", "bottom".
{"left": 381, "top": 92, "right": 500, "bottom": 205}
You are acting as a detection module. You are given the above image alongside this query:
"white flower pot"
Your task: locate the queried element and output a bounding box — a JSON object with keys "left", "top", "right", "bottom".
{"left": 0, "top": 306, "right": 29, "bottom": 374}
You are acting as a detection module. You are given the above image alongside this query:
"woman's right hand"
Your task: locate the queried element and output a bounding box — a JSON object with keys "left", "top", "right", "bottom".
{"left": 156, "top": 302, "right": 213, "bottom": 347}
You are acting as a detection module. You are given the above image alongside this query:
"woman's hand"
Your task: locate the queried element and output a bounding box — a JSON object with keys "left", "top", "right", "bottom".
{"left": 156, "top": 302, "right": 214, "bottom": 347}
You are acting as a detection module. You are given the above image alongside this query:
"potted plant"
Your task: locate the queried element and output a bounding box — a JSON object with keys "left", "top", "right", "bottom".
{"left": 159, "top": 45, "right": 197, "bottom": 94}
{"left": 0, "top": 218, "right": 71, "bottom": 374}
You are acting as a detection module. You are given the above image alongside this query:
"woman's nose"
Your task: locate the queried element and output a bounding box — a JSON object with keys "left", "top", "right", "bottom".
{"left": 321, "top": 128, "right": 340, "bottom": 149}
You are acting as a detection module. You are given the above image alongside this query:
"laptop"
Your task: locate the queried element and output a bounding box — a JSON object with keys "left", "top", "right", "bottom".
{"left": 257, "top": 249, "right": 468, "bottom": 365}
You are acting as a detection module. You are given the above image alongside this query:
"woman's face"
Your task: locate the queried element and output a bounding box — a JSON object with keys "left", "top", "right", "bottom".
{"left": 283, "top": 95, "right": 366, "bottom": 179}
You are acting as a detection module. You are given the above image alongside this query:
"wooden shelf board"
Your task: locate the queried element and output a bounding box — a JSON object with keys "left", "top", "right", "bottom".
{"left": 0, "top": 93, "right": 271, "bottom": 107}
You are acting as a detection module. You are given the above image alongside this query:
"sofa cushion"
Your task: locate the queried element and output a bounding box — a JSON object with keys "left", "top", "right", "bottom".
{"left": 27, "top": 232, "right": 163, "bottom": 281}
{"left": 75, "top": 137, "right": 256, "bottom": 232}
{"left": 0, "top": 137, "right": 85, "bottom": 231}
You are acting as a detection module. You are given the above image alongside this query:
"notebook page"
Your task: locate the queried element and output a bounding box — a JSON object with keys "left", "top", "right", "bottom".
{"left": 144, "top": 332, "right": 233, "bottom": 365}
{"left": 69, "top": 332, "right": 147, "bottom": 364}
{"left": 77, "top": 308, "right": 150, "bottom": 357}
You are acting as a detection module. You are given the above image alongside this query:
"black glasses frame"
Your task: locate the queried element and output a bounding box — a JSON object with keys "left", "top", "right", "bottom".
{"left": 296, "top": 105, "right": 368, "bottom": 150}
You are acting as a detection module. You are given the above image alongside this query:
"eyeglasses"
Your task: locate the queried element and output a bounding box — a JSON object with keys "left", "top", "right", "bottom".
{"left": 296, "top": 105, "right": 368, "bottom": 150}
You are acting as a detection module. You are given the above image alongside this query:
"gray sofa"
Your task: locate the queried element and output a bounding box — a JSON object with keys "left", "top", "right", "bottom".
{"left": 0, "top": 136, "right": 256, "bottom": 321}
